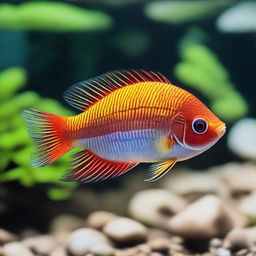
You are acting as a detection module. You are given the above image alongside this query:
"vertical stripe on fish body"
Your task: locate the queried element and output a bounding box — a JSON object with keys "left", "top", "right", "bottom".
{"left": 23, "top": 70, "right": 226, "bottom": 183}
{"left": 66, "top": 81, "right": 187, "bottom": 162}
{"left": 67, "top": 81, "right": 189, "bottom": 136}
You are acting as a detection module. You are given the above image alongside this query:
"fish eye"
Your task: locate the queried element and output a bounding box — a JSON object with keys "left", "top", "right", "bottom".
{"left": 192, "top": 118, "right": 208, "bottom": 134}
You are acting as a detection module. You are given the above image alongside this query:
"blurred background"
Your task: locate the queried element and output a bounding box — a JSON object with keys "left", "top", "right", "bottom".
{"left": 0, "top": 1, "right": 256, "bottom": 255}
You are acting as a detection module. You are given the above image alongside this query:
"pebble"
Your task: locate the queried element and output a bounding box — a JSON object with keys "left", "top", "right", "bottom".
{"left": 202, "top": 253, "right": 216, "bottom": 256}
{"left": 0, "top": 229, "right": 16, "bottom": 244}
{"left": 66, "top": 228, "right": 113, "bottom": 256}
{"left": 220, "top": 162, "right": 256, "bottom": 196}
{"left": 168, "top": 195, "right": 237, "bottom": 239}
{"left": 50, "top": 214, "right": 84, "bottom": 244}
{"left": 114, "top": 244, "right": 151, "bottom": 256}
{"left": 91, "top": 244, "right": 114, "bottom": 256}
{"left": 163, "top": 170, "right": 229, "bottom": 202}
{"left": 209, "top": 238, "right": 223, "bottom": 248}
{"left": 49, "top": 246, "right": 67, "bottom": 256}
{"left": 148, "top": 238, "right": 170, "bottom": 252}
{"left": 224, "top": 228, "right": 249, "bottom": 250}
{"left": 87, "top": 211, "right": 118, "bottom": 230}
{"left": 50, "top": 214, "right": 84, "bottom": 234}
{"left": 2, "top": 242, "right": 34, "bottom": 256}
{"left": 216, "top": 248, "right": 231, "bottom": 256}
{"left": 149, "top": 253, "right": 163, "bottom": 256}
{"left": 169, "top": 243, "right": 184, "bottom": 252}
{"left": 22, "top": 235, "right": 57, "bottom": 255}
{"left": 114, "top": 248, "right": 139, "bottom": 256}
{"left": 235, "top": 248, "right": 249, "bottom": 256}
{"left": 238, "top": 192, "right": 256, "bottom": 220}
{"left": 136, "top": 244, "right": 151, "bottom": 254}
{"left": 147, "top": 229, "right": 171, "bottom": 241}
{"left": 103, "top": 217, "right": 147, "bottom": 244}
{"left": 224, "top": 227, "right": 256, "bottom": 251}
{"left": 128, "top": 189, "right": 187, "bottom": 227}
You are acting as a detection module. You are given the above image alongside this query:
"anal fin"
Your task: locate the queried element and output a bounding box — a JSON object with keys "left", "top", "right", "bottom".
{"left": 63, "top": 150, "right": 138, "bottom": 183}
{"left": 145, "top": 159, "right": 177, "bottom": 182}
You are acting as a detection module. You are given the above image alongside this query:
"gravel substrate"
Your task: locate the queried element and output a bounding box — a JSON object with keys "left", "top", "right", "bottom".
{"left": 1, "top": 162, "right": 256, "bottom": 256}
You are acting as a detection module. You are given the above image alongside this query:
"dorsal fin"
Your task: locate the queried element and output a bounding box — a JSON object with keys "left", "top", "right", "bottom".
{"left": 63, "top": 70, "right": 171, "bottom": 111}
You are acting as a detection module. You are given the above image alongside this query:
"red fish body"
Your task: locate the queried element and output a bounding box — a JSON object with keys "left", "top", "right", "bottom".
{"left": 23, "top": 70, "right": 226, "bottom": 182}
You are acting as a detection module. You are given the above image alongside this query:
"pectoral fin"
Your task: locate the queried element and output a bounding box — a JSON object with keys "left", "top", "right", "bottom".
{"left": 145, "top": 159, "right": 177, "bottom": 182}
{"left": 155, "top": 136, "right": 175, "bottom": 155}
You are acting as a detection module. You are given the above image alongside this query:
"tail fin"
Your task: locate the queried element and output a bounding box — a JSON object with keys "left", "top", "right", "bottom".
{"left": 22, "top": 109, "right": 72, "bottom": 167}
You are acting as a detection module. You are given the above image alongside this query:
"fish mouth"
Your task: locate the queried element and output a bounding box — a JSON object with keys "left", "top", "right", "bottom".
{"left": 216, "top": 124, "right": 226, "bottom": 137}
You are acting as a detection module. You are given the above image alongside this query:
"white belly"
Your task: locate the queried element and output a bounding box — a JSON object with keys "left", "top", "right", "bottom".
{"left": 76, "top": 129, "right": 201, "bottom": 163}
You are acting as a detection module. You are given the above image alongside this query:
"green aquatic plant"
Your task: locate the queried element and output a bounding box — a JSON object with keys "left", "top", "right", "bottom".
{"left": 174, "top": 44, "right": 248, "bottom": 122}
{"left": 0, "top": 67, "right": 77, "bottom": 200}
{"left": 0, "top": 1, "right": 112, "bottom": 32}
{"left": 144, "top": 1, "right": 229, "bottom": 24}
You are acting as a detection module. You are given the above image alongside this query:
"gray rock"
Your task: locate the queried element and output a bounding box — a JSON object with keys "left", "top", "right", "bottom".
{"left": 114, "top": 243, "right": 151, "bottom": 256}
{"left": 87, "top": 211, "right": 118, "bottom": 230}
{"left": 224, "top": 228, "right": 249, "bottom": 250}
{"left": 49, "top": 246, "right": 67, "bottom": 256}
{"left": 149, "top": 253, "right": 163, "bottom": 256}
{"left": 147, "top": 229, "right": 171, "bottom": 241}
{"left": 0, "top": 229, "right": 16, "bottom": 244}
{"left": 135, "top": 243, "right": 151, "bottom": 255}
{"left": 128, "top": 189, "right": 187, "bottom": 227}
{"left": 2, "top": 242, "right": 34, "bottom": 256}
{"left": 238, "top": 192, "right": 256, "bottom": 220}
{"left": 91, "top": 244, "right": 114, "bottom": 256}
{"left": 50, "top": 214, "right": 84, "bottom": 233}
{"left": 148, "top": 237, "right": 171, "bottom": 252}
{"left": 219, "top": 162, "right": 256, "bottom": 196}
{"left": 209, "top": 238, "right": 223, "bottom": 249}
{"left": 169, "top": 242, "right": 184, "bottom": 253}
{"left": 224, "top": 227, "right": 256, "bottom": 251}
{"left": 22, "top": 235, "right": 57, "bottom": 255}
{"left": 114, "top": 248, "right": 138, "bottom": 256}
{"left": 216, "top": 248, "right": 231, "bottom": 256}
{"left": 235, "top": 248, "right": 249, "bottom": 256}
{"left": 163, "top": 170, "right": 229, "bottom": 202}
{"left": 66, "top": 228, "right": 113, "bottom": 256}
{"left": 202, "top": 253, "right": 216, "bottom": 256}
{"left": 50, "top": 214, "right": 84, "bottom": 244}
{"left": 103, "top": 217, "right": 147, "bottom": 243}
{"left": 168, "top": 195, "right": 243, "bottom": 239}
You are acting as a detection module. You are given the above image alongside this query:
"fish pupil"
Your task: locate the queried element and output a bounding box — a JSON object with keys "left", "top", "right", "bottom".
{"left": 192, "top": 118, "right": 208, "bottom": 134}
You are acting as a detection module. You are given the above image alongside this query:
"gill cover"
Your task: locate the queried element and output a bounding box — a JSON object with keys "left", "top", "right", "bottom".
{"left": 171, "top": 113, "right": 206, "bottom": 151}
{"left": 171, "top": 113, "right": 186, "bottom": 146}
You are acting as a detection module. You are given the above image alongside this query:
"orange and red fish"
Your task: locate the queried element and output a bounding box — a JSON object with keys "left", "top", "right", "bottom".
{"left": 23, "top": 70, "right": 226, "bottom": 183}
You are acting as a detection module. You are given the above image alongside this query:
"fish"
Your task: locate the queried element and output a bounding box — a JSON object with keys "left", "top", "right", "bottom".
{"left": 22, "top": 70, "right": 226, "bottom": 183}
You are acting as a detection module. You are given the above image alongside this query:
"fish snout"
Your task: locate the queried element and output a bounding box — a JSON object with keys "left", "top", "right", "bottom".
{"left": 216, "top": 124, "right": 226, "bottom": 137}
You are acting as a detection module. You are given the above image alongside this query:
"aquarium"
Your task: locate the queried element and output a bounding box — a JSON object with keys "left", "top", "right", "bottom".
{"left": 0, "top": 1, "right": 256, "bottom": 256}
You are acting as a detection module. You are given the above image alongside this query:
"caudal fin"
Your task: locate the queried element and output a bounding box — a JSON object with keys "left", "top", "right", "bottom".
{"left": 22, "top": 109, "right": 72, "bottom": 167}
